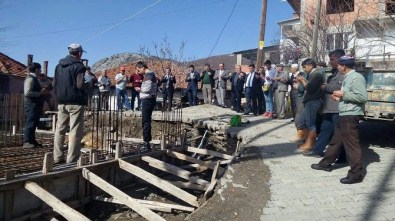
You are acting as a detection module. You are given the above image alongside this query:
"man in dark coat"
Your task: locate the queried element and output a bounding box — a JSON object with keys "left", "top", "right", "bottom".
{"left": 185, "top": 65, "right": 200, "bottom": 106}
{"left": 230, "top": 65, "right": 245, "bottom": 112}
{"left": 161, "top": 67, "right": 176, "bottom": 111}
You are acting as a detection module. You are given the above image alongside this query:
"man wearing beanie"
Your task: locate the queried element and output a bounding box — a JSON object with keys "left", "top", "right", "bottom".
{"left": 311, "top": 55, "right": 368, "bottom": 184}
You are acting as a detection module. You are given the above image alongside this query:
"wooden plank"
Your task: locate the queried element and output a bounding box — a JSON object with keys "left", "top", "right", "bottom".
{"left": 93, "top": 196, "right": 171, "bottom": 213}
{"left": 42, "top": 153, "right": 53, "bottom": 174}
{"left": 166, "top": 150, "right": 219, "bottom": 171}
{"left": 81, "top": 168, "right": 164, "bottom": 221}
{"left": 121, "top": 137, "right": 160, "bottom": 145}
{"left": 211, "top": 161, "right": 221, "bottom": 183}
{"left": 186, "top": 146, "right": 233, "bottom": 160}
{"left": 93, "top": 196, "right": 194, "bottom": 212}
{"left": 24, "top": 181, "right": 91, "bottom": 221}
{"left": 169, "top": 181, "right": 208, "bottom": 191}
{"left": 141, "top": 156, "right": 210, "bottom": 186}
{"left": 115, "top": 142, "right": 122, "bottom": 159}
{"left": 203, "top": 179, "right": 217, "bottom": 202}
{"left": 118, "top": 159, "right": 199, "bottom": 207}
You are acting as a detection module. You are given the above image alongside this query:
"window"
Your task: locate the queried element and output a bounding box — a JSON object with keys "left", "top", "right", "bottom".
{"left": 386, "top": 0, "right": 395, "bottom": 15}
{"left": 326, "top": 33, "right": 350, "bottom": 51}
{"left": 327, "top": 0, "right": 354, "bottom": 14}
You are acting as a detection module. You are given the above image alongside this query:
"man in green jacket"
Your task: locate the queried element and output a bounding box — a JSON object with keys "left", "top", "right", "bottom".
{"left": 311, "top": 56, "right": 368, "bottom": 184}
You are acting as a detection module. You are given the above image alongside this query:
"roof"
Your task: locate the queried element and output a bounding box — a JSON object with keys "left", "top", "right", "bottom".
{"left": 287, "top": 0, "right": 300, "bottom": 14}
{"left": 0, "top": 52, "right": 27, "bottom": 78}
{"left": 277, "top": 17, "right": 300, "bottom": 25}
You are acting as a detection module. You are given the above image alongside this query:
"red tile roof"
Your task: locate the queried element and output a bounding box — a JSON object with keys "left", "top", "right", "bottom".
{"left": 0, "top": 52, "right": 27, "bottom": 78}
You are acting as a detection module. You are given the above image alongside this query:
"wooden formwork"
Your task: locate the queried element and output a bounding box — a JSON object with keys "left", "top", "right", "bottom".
{"left": 0, "top": 140, "right": 239, "bottom": 221}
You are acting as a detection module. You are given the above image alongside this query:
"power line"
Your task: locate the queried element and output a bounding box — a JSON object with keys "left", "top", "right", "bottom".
{"left": 83, "top": 0, "right": 162, "bottom": 43}
{"left": 9, "top": 0, "right": 226, "bottom": 39}
{"left": 206, "top": 0, "right": 239, "bottom": 62}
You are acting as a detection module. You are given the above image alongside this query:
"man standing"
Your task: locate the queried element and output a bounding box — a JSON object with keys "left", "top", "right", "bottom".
{"left": 230, "top": 65, "right": 245, "bottom": 112}
{"left": 161, "top": 67, "right": 176, "bottom": 111}
{"left": 185, "top": 65, "right": 200, "bottom": 106}
{"left": 311, "top": 56, "right": 368, "bottom": 184}
{"left": 273, "top": 63, "right": 289, "bottom": 119}
{"left": 244, "top": 64, "right": 260, "bottom": 116}
{"left": 115, "top": 67, "right": 132, "bottom": 111}
{"left": 38, "top": 73, "right": 55, "bottom": 111}
{"left": 200, "top": 63, "right": 215, "bottom": 104}
{"left": 213, "top": 63, "right": 229, "bottom": 107}
{"left": 53, "top": 43, "right": 87, "bottom": 163}
{"left": 84, "top": 66, "right": 97, "bottom": 111}
{"left": 296, "top": 59, "right": 324, "bottom": 152}
{"left": 288, "top": 64, "right": 308, "bottom": 142}
{"left": 23, "top": 63, "right": 46, "bottom": 148}
{"left": 262, "top": 60, "right": 276, "bottom": 118}
{"left": 97, "top": 69, "right": 111, "bottom": 111}
{"left": 130, "top": 69, "right": 144, "bottom": 111}
{"left": 135, "top": 61, "right": 157, "bottom": 152}
{"left": 305, "top": 49, "right": 345, "bottom": 157}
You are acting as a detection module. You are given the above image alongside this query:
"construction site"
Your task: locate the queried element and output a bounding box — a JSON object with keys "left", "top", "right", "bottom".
{"left": 0, "top": 87, "right": 249, "bottom": 221}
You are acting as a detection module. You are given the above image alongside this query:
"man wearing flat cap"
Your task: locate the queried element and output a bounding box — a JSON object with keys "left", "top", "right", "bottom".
{"left": 312, "top": 55, "right": 368, "bottom": 184}
{"left": 53, "top": 43, "right": 88, "bottom": 164}
{"left": 273, "top": 63, "right": 288, "bottom": 119}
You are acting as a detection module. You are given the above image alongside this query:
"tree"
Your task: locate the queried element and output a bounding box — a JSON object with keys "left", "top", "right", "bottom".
{"left": 282, "top": 0, "right": 395, "bottom": 62}
{"left": 138, "top": 36, "right": 195, "bottom": 89}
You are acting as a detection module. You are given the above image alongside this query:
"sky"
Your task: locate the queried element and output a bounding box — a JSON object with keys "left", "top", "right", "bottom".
{"left": 0, "top": 0, "right": 294, "bottom": 76}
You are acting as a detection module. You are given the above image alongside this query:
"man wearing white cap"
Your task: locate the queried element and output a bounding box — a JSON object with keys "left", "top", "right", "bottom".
{"left": 53, "top": 43, "right": 87, "bottom": 164}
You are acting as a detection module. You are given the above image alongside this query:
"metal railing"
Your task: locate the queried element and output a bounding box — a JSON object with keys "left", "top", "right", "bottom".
{"left": 0, "top": 94, "right": 24, "bottom": 148}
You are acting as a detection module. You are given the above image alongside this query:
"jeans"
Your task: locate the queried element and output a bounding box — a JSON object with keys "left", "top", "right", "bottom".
{"left": 264, "top": 87, "right": 273, "bottom": 113}
{"left": 300, "top": 99, "right": 322, "bottom": 131}
{"left": 312, "top": 113, "right": 339, "bottom": 155}
{"left": 187, "top": 89, "right": 198, "bottom": 106}
{"left": 54, "top": 104, "right": 85, "bottom": 163}
{"left": 295, "top": 96, "right": 305, "bottom": 128}
{"left": 131, "top": 88, "right": 141, "bottom": 110}
{"left": 23, "top": 102, "right": 42, "bottom": 144}
{"left": 142, "top": 98, "right": 156, "bottom": 142}
{"left": 116, "top": 88, "right": 131, "bottom": 111}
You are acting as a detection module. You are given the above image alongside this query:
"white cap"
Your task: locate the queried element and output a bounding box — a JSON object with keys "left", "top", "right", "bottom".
{"left": 291, "top": 64, "right": 298, "bottom": 69}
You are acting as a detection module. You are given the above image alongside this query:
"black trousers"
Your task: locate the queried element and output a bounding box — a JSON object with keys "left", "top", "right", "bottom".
{"left": 257, "top": 90, "right": 264, "bottom": 115}
{"left": 24, "top": 102, "right": 42, "bottom": 143}
{"left": 231, "top": 89, "right": 242, "bottom": 111}
{"left": 162, "top": 89, "right": 173, "bottom": 111}
{"left": 141, "top": 98, "right": 156, "bottom": 142}
{"left": 319, "top": 115, "right": 364, "bottom": 179}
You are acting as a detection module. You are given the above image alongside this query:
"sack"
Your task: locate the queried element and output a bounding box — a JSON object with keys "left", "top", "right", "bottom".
{"left": 230, "top": 115, "right": 242, "bottom": 127}
{"left": 262, "top": 84, "right": 270, "bottom": 92}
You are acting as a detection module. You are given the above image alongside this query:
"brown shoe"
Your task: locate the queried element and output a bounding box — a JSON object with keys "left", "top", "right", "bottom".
{"left": 298, "top": 130, "right": 317, "bottom": 151}
{"left": 289, "top": 129, "right": 304, "bottom": 143}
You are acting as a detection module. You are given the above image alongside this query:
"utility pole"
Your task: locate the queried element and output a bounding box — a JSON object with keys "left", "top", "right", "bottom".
{"left": 310, "top": 0, "right": 322, "bottom": 60}
{"left": 256, "top": 0, "right": 268, "bottom": 68}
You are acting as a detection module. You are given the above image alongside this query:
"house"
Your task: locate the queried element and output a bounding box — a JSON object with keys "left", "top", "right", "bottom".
{"left": 232, "top": 46, "right": 280, "bottom": 66}
{"left": 0, "top": 52, "right": 27, "bottom": 95}
{"left": 279, "top": 0, "right": 395, "bottom": 65}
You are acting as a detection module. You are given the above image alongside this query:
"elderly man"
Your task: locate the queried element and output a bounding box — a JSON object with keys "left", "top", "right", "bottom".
{"left": 311, "top": 56, "right": 368, "bottom": 184}
{"left": 213, "top": 63, "right": 229, "bottom": 107}
{"left": 23, "top": 63, "right": 47, "bottom": 148}
{"left": 53, "top": 43, "right": 87, "bottom": 163}
{"left": 273, "top": 63, "right": 289, "bottom": 119}
{"left": 97, "top": 69, "right": 111, "bottom": 111}
{"left": 115, "top": 67, "right": 132, "bottom": 111}
{"left": 230, "top": 65, "right": 245, "bottom": 112}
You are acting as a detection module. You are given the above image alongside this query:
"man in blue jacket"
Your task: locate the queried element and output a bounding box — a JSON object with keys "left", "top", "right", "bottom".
{"left": 311, "top": 56, "right": 368, "bottom": 184}
{"left": 185, "top": 65, "right": 200, "bottom": 106}
{"left": 161, "top": 67, "right": 176, "bottom": 111}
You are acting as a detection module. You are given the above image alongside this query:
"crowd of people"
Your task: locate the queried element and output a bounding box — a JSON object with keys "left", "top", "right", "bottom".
{"left": 23, "top": 45, "right": 369, "bottom": 184}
